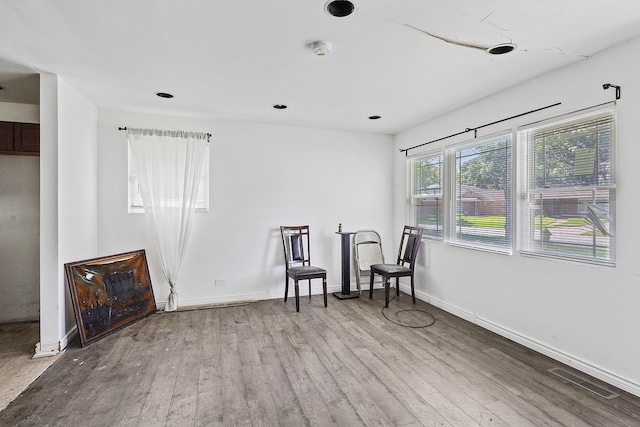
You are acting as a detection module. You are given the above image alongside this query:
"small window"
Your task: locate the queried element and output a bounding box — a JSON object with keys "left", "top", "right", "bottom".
{"left": 447, "top": 133, "right": 513, "bottom": 252}
{"left": 128, "top": 144, "right": 209, "bottom": 213}
{"left": 519, "top": 106, "right": 615, "bottom": 265}
{"left": 410, "top": 153, "right": 444, "bottom": 238}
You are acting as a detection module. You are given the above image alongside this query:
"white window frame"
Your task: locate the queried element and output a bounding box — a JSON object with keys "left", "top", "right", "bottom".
{"left": 445, "top": 132, "right": 513, "bottom": 254}
{"left": 127, "top": 143, "right": 210, "bottom": 213}
{"left": 518, "top": 104, "right": 616, "bottom": 266}
{"left": 409, "top": 152, "right": 444, "bottom": 240}
{"left": 407, "top": 131, "right": 514, "bottom": 254}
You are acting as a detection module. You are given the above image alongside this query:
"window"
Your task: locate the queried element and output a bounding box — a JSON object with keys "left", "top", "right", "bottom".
{"left": 448, "top": 133, "right": 513, "bottom": 252}
{"left": 128, "top": 143, "right": 210, "bottom": 213}
{"left": 410, "top": 153, "right": 444, "bottom": 238}
{"left": 519, "top": 106, "right": 615, "bottom": 265}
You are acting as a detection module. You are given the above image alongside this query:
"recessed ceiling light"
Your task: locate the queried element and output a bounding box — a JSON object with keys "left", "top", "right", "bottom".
{"left": 486, "top": 43, "right": 516, "bottom": 55}
{"left": 324, "top": 0, "right": 356, "bottom": 17}
{"left": 155, "top": 92, "right": 174, "bottom": 98}
{"left": 369, "top": 115, "right": 381, "bottom": 120}
{"left": 273, "top": 104, "right": 287, "bottom": 109}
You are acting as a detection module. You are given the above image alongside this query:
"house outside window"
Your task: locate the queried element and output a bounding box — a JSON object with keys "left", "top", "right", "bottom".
{"left": 410, "top": 153, "right": 444, "bottom": 239}
{"left": 408, "top": 132, "right": 513, "bottom": 253}
{"left": 447, "top": 133, "right": 513, "bottom": 252}
{"left": 407, "top": 106, "right": 616, "bottom": 265}
{"left": 518, "top": 105, "right": 615, "bottom": 265}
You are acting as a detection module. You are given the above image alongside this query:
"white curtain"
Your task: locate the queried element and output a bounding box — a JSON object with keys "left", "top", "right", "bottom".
{"left": 127, "top": 128, "right": 208, "bottom": 312}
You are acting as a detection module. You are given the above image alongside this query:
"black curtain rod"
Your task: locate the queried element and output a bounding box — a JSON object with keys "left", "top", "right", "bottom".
{"left": 118, "top": 127, "right": 212, "bottom": 141}
{"left": 399, "top": 102, "right": 562, "bottom": 156}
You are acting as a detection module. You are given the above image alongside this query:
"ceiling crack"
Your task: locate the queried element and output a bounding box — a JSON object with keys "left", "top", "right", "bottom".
{"left": 481, "top": 10, "right": 510, "bottom": 32}
{"left": 538, "top": 46, "right": 591, "bottom": 58}
{"left": 403, "top": 23, "right": 488, "bottom": 51}
{"left": 480, "top": 10, "right": 495, "bottom": 23}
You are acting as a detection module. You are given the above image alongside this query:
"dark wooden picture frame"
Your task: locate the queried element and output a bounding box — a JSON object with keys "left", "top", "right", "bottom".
{"left": 65, "top": 249, "right": 157, "bottom": 347}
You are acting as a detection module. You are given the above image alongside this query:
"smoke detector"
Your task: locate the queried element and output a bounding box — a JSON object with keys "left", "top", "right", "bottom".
{"left": 311, "top": 40, "right": 331, "bottom": 56}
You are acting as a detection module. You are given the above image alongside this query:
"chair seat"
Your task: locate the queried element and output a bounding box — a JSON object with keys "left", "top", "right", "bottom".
{"left": 287, "top": 265, "right": 327, "bottom": 278}
{"left": 371, "top": 263, "right": 412, "bottom": 275}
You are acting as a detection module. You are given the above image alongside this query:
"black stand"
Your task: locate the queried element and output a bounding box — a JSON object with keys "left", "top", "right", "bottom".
{"left": 334, "top": 231, "right": 359, "bottom": 300}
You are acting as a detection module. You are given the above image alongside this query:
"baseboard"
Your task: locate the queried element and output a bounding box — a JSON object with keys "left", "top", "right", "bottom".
{"left": 404, "top": 284, "right": 640, "bottom": 398}
{"left": 33, "top": 342, "right": 59, "bottom": 359}
{"left": 157, "top": 284, "right": 344, "bottom": 310}
{"left": 60, "top": 326, "right": 78, "bottom": 350}
{"left": 34, "top": 326, "right": 78, "bottom": 357}
{"left": 474, "top": 316, "right": 640, "bottom": 398}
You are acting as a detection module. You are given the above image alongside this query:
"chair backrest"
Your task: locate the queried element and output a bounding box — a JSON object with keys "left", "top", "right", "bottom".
{"left": 353, "top": 229, "right": 385, "bottom": 273}
{"left": 280, "top": 225, "right": 312, "bottom": 269}
{"left": 395, "top": 226, "right": 424, "bottom": 268}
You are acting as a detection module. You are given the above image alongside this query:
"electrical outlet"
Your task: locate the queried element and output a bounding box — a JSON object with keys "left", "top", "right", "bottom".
{"left": 214, "top": 279, "right": 225, "bottom": 286}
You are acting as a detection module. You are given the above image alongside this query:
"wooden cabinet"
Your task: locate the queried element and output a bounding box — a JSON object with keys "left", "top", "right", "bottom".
{"left": 0, "top": 121, "right": 13, "bottom": 151}
{"left": 14, "top": 123, "right": 40, "bottom": 153}
{"left": 0, "top": 121, "right": 40, "bottom": 155}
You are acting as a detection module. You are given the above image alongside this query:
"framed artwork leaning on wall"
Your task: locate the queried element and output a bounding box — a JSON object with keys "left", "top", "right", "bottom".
{"left": 65, "top": 249, "right": 157, "bottom": 347}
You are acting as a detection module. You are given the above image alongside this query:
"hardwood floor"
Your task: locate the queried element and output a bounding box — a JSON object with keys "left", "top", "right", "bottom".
{"left": 0, "top": 322, "right": 59, "bottom": 412}
{"left": 1, "top": 290, "right": 639, "bottom": 426}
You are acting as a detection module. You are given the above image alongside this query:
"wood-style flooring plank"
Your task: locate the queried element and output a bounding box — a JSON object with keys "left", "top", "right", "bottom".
{"left": 2, "top": 290, "right": 639, "bottom": 427}
{"left": 272, "top": 305, "right": 368, "bottom": 426}
{"left": 193, "top": 306, "right": 224, "bottom": 425}
{"left": 218, "top": 306, "right": 253, "bottom": 426}
{"left": 165, "top": 310, "right": 206, "bottom": 426}
{"left": 235, "top": 305, "right": 281, "bottom": 427}
{"left": 112, "top": 311, "right": 174, "bottom": 422}
{"left": 249, "top": 303, "right": 310, "bottom": 426}
{"left": 297, "top": 306, "right": 395, "bottom": 426}
{"left": 306, "top": 300, "right": 447, "bottom": 426}
{"left": 404, "top": 306, "right": 590, "bottom": 426}
{"left": 137, "top": 313, "right": 190, "bottom": 426}
{"left": 328, "top": 300, "right": 476, "bottom": 426}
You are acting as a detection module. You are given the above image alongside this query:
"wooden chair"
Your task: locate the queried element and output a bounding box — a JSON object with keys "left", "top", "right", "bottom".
{"left": 369, "top": 226, "right": 424, "bottom": 308}
{"left": 280, "top": 225, "right": 327, "bottom": 312}
{"left": 353, "top": 229, "right": 385, "bottom": 295}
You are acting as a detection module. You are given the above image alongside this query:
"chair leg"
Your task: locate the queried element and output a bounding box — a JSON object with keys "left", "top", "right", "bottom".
{"left": 411, "top": 275, "right": 416, "bottom": 304}
{"left": 385, "top": 277, "right": 390, "bottom": 308}
{"left": 284, "top": 276, "right": 289, "bottom": 302}
{"left": 308, "top": 279, "right": 312, "bottom": 300}
{"left": 396, "top": 277, "right": 400, "bottom": 296}
{"left": 369, "top": 272, "right": 375, "bottom": 299}
{"left": 323, "top": 276, "right": 327, "bottom": 307}
{"left": 295, "top": 280, "right": 300, "bottom": 312}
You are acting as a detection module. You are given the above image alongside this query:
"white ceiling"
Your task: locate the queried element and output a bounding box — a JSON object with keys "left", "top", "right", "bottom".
{"left": 1, "top": 0, "right": 640, "bottom": 134}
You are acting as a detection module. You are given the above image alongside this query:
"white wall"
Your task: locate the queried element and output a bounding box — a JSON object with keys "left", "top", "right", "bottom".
{"left": 394, "top": 36, "right": 640, "bottom": 396}
{"left": 57, "top": 78, "right": 99, "bottom": 339}
{"left": 97, "top": 110, "right": 394, "bottom": 308}
{"left": 0, "top": 102, "right": 40, "bottom": 323}
{"left": 38, "top": 74, "right": 98, "bottom": 355}
{"left": 0, "top": 102, "right": 38, "bottom": 123}
{"left": 38, "top": 73, "right": 60, "bottom": 354}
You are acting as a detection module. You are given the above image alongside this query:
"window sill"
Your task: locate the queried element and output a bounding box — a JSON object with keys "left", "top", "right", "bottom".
{"left": 518, "top": 250, "right": 615, "bottom": 268}
{"left": 445, "top": 241, "right": 512, "bottom": 256}
{"left": 128, "top": 207, "right": 209, "bottom": 214}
